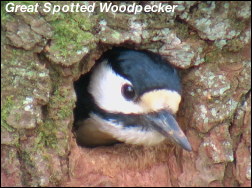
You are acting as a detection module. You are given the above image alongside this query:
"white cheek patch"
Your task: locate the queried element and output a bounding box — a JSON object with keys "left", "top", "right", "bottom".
{"left": 88, "top": 61, "right": 142, "bottom": 114}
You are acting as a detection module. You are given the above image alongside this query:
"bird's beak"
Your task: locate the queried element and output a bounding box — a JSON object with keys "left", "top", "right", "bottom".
{"left": 139, "top": 90, "right": 191, "bottom": 151}
{"left": 146, "top": 110, "right": 192, "bottom": 151}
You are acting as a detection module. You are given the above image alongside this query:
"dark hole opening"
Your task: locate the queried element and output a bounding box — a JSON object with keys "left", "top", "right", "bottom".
{"left": 72, "top": 47, "right": 189, "bottom": 150}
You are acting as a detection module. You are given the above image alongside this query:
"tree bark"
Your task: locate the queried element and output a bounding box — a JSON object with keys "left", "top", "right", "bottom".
{"left": 1, "top": 1, "right": 251, "bottom": 187}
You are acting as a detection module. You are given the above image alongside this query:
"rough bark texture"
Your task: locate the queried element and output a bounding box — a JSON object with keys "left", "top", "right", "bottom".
{"left": 1, "top": 1, "right": 251, "bottom": 187}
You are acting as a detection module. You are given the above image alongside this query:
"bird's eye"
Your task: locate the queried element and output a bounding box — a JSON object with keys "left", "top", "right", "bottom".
{"left": 122, "top": 84, "right": 135, "bottom": 100}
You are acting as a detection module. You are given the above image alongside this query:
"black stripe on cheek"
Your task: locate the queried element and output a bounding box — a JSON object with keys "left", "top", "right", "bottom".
{"left": 93, "top": 107, "right": 170, "bottom": 131}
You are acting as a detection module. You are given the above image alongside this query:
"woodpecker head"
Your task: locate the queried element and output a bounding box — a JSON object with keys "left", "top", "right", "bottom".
{"left": 74, "top": 47, "right": 192, "bottom": 151}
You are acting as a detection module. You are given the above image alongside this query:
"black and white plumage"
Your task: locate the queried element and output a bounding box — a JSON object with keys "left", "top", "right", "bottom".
{"left": 74, "top": 47, "right": 192, "bottom": 151}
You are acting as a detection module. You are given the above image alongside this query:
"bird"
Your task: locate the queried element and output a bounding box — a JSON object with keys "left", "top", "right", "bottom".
{"left": 73, "top": 47, "right": 192, "bottom": 151}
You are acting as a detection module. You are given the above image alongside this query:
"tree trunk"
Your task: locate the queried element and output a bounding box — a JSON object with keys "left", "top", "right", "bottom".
{"left": 1, "top": 1, "right": 251, "bottom": 187}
